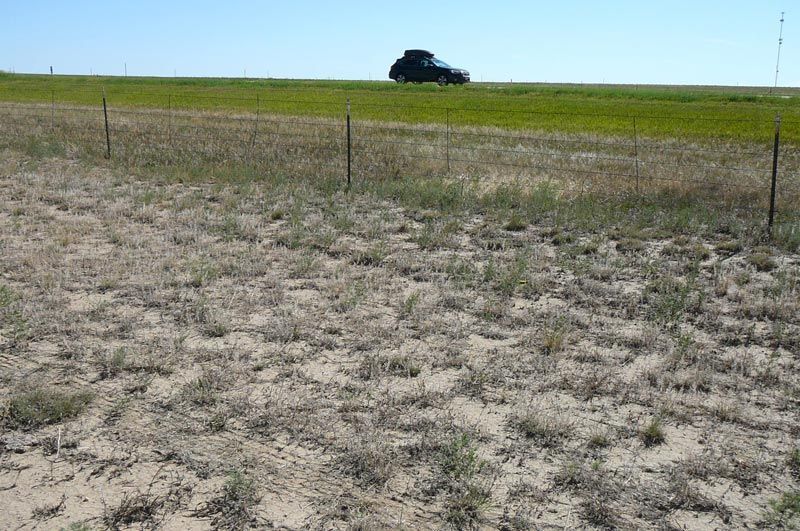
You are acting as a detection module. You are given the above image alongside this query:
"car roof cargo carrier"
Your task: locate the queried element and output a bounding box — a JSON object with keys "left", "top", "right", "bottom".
{"left": 404, "top": 49, "right": 434, "bottom": 58}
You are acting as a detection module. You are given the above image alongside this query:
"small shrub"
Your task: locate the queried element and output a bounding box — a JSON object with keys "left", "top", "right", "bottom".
{"left": 542, "top": 319, "right": 569, "bottom": 355}
{"left": 747, "top": 252, "right": 777, "bottom": 272}
{"left": 504, "top": 213, "right": 527, "bottom": 232}
{"left": 616, "top": 238, "right": 645, "bottom": 254}
{"left": 587, "top": 432, "right": 611, "bottom": 449}
{"left": 639, "top": 418, "right": 666, "bottom": 447}
{"left": 438, "top": 433, "right": 485, "bottom": 483}
{"left": 715, "top": 240, "right": 741, "bottom": 255}
{"left": 400, "top": 291, "right": 421, "bottom": 318}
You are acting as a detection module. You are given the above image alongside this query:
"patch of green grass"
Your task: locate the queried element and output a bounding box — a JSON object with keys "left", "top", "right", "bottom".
{"left": 351, "top": 242, "right": 388, "bottom": 267}
{"left": 542, "top": 318, "right": 570, "bottom": 355}
{"left": 438, "top": 433, "right": 485, "bottom": 483}
{"left": 643, "top": 275, "right": 703, "bottom": 328}
{"left": 4, "top": 388, "right": 93, "bottom": 430}
{"left": 504, "top": 212, "right": 528, "bottom": 232}
{"left": 514, "top": 409, "right": 570, "bottom": 448}
{"left": 747, "top": 252, "right": 777, "bottom": 272}
{"left": 639, "top": 418, "right": 666, "bottom": 447}
{"left": 764, "top": 490, "right": 800, "bottom": 528}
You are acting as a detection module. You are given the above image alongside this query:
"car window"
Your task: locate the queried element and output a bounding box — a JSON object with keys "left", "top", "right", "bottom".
{"left": 420, "top": 59, "right": 431, "bottom": 67}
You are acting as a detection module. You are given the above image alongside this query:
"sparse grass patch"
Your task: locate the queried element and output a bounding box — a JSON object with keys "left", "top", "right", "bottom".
{"left": 643, "top": 274, "right": 703, "bottom": 328}
{"left": 444, "top": 481, "right": 493, "bottom": 530}
{"left": 103, "top": 491, "right": 166, "bottom": 529}
{"left": 504, "top": 212, "right": 527, "bottom": 232}
{"left": 587, "top": 431, "right": 612, "bottom": 449}
{"left": 788, "top": 447, "right": 800, "bottom": 479}
{"left": 181, "top": 369, "right": 231, "bottom": 406}
{"left": 764, "top": 490, "right": 800, "bottom": 529}
{"left": 194, "top": 470, "right": 261, "bottom": 530}
{"left": 512, "top": 407, "right": 571, "bottom": 448}
{"left": 338, "top": 433, "right": 396, "bottom": 487}
{"left": 351, "top": 242, "right": 388, "bottom": 267}
{"left": 4, "top": 388, "right": 93, "bottom": 430}
{"left": 358, "top": 354, "right": 421, "bottom": 379}
{"left": 639, "top": 417, "right": 666, "bottom": 447}
{"left": 542, "top": 318, "right": 570, "bottom": 355}
{"left": 748, "top": 252, "right": 777, "bottom": 272}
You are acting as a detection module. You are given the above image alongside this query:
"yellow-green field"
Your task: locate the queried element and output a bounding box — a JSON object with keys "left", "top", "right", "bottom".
{"left": 1, "top": 73, "right": 799, "bottom": 144}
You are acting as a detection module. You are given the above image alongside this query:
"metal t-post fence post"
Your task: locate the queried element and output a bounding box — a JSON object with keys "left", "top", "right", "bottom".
{"left": 346, "top": 98, "right": 351, "bottom": 189}
{"left": 768, "top": 114, "right": 781, "bottom": 237}
{"left": 102, "top": 89, "right": 111, "bottom": 159}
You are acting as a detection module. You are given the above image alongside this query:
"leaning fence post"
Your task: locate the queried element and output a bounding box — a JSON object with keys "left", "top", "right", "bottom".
{"left": 346, "top": 97, "right": 351, "bottom": 189}
{"left": 102, "top": 89, "right": 111, "bottom": 159}
{"left": 768, "top": 114, "right": 782, "bottom": 237}
{"left": 633, "top": 116, "right": 640, "bottom": 194}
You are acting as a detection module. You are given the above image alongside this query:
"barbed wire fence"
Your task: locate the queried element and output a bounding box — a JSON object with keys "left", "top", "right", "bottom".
{"left": 0, "top": 88, "right": 798, "bottom": 237}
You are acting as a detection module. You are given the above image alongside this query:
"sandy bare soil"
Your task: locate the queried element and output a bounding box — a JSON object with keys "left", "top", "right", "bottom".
{"left": 1, "top": 152, "right": 799, "bottom": 530}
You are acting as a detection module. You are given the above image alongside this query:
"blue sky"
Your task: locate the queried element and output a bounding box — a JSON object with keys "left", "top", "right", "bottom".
{"left": 2, "top": 1, "right": 797, "bottom": 86}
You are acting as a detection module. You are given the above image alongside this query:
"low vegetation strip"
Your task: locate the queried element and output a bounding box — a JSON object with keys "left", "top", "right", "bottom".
{"left": 1, "top": 99, "right": 798, "bottom": 243}
{"left": 1, "top": 73, "right": 800, "bottom": 144}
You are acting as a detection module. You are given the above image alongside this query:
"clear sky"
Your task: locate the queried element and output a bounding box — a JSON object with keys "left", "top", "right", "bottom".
{"left": 2, "top": 1, "right": 796, "bottom": 86}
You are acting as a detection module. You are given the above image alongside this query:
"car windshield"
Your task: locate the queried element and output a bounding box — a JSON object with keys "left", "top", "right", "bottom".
{"left": 431, "top": 58, "right": 451, "bottom": 68}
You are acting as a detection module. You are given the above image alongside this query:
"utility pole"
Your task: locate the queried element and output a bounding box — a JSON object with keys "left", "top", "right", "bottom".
{"left": 773, "top": 12, "right": 785, "bottom": 91}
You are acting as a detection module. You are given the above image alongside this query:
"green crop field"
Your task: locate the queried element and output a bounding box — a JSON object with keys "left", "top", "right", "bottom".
{"left": 1, "top": 73, "right": 799, "bottom": 144}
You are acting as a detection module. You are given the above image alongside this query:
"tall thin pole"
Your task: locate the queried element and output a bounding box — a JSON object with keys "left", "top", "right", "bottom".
{"left": 774, "top": 12, "right": 785, "bottom": 91}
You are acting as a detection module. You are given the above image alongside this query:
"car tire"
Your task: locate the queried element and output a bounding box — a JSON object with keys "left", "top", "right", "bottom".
{"left": 437, "top": 75, "right": 448, "bottom": 86}
{"left": 396, "top": 74, "right": 407, "bottom": 84}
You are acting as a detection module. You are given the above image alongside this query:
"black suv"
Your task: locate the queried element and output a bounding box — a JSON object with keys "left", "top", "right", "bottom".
{"left": 389, "top": 50, "right": 470, "bottom": 85}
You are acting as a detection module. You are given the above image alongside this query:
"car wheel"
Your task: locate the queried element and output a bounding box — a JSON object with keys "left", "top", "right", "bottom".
{"left": 396, "top": 74, "right": 407, "bottom": 84}
{"left": 437, "top": 75, "right": 448, "bottom": 86}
